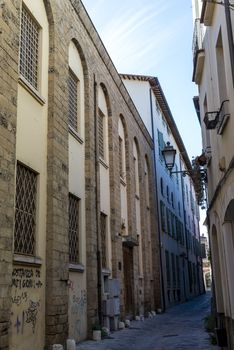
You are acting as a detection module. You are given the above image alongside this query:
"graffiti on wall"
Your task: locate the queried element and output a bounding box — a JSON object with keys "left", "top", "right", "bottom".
{"left": 11, "top": 267, "right": 42, "bottom": 335}
{"left": 68, "top": 280, "right": 87, "bottom": 340}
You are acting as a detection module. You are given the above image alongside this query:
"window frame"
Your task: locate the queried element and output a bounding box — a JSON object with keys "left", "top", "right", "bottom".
{"left": 14, "top": 162, "right": 38, "bottom": 256}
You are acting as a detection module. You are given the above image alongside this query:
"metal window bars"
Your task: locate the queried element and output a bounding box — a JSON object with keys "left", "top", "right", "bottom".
{"left": 20, "top": 6, "right": 39, "bottom": 89}
{"left": 14, "top": 163, "right": 37, "bottom": 255}
{"left": 68, "top": 69, "right": 78, "bottom": 131}
{"left": 69, "top": 194, "right": 79, "bottom": 264}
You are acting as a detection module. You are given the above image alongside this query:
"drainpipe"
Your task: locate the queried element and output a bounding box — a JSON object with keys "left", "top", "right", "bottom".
{"left": 149, "top": 88, "right": 165, "bottom": 312}
{"left": 224, "top": 0, "right": 234, "bottom": 87}
{"left": 179, "top": 157, "right": 189, "bottom": 301}
{"left": 93, "top": 74, "right": 102, "bottom": 325}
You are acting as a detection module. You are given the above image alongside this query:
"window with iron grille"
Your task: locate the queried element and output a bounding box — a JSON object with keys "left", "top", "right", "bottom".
{"left": 98, "top": 109, "right": 105, "bottom": 159}
{"left": 20, "top": 6, "right": 40, "bottom": 89}
{"left": 165, "top": 250, "right": 171, "bottom": 288}
{"left": 100, "top": 212, "right": 107, "bottom": 268}
{"left": 68, "top": 69, "right": 79, "bottom": 131}
{"left": 119, "top": 136, "right": 124, "bottom": 178}
{"left": 171, "top": 253, "right": 176, "bottom": 288}
{"left": 160, "top": 200, "right": 166, "bottom": 231}
{"left": 14, "top": 163, "right": 37, "bottom": 255}
{"left": 69, "top": 193, "right": 80, "bottom": 264}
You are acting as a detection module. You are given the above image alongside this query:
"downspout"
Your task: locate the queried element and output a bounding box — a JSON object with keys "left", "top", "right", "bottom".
{"left": 149, "top": 88, "right": 165, "bottom": 312}
{"left": 179, "top": 157, "right": 189, "bottom": 301}
{"left": 93, "top": 74, "right": 102, "bottom": 325}
{"left": 224, "top": 0, "right": 234, "bottom": 87}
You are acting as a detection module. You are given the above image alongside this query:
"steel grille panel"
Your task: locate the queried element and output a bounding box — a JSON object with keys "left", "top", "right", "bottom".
{"left": 20, "top": 6, "right": 39, "bottom": 89}
{"left": 14, "top": 163, "right": 37, "bottom": 255}
{"left": 100, "top": 213, "right": 107, "bottom": 268}
{"left": 69, "top": 194, "right": 79, "bottom": 263}
{"left": 98, "top": 110, "right": 104, "bottom": 159}
{"left": 68, "top": 70, "right": 78, "bottom": 131}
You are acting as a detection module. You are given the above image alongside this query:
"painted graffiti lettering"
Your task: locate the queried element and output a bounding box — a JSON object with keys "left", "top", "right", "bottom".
{"left": 12, "top": 291, "right": 28, "bottom": 305}
{"left": 12, "top": 268, "right": 43, "bottom": 290}
{"left": 71, "top": 290, "right": 87, "bottom": 315}
{"left": 25, "top": 300, "right": 40, "bottom": 333}
{"left": 12, "top": 268, "right": 33, "bottom": 278}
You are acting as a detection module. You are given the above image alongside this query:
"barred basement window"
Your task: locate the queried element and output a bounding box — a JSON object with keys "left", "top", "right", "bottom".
{"left": 98, "top": 109, "right": 105, "bottom": 159}
{"left": 69, "top": 193, "right": 80, "bottom": 264}
{"left": 68, "top": 69, "right": 79, "bottom": 131}
{"left": 20, "top": 6, "right": 40, "bottom": 89}
{"left": 14, "top": 163, "right": 37, "bottom": 255}
{"left": 100, "top": 212, "right": 107, "bottom": 268}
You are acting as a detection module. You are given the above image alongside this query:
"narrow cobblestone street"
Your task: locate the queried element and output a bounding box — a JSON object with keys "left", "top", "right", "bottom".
{"left": 77, "top": 292, "right": 219, "bottom": 350}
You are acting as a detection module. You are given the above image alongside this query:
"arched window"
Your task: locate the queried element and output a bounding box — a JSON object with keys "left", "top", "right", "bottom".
{"left": 68, "top": 41, "right": 85, "bottom": 138}
{"left": 98, "top": 85, "right": 109, "bottom": 162}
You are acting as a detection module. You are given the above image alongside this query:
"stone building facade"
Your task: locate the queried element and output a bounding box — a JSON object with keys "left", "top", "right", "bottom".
{"left": 192, "top": 0, "right": 234, "bottom": 348}
{"left": 0, "top": 1, "right": 161, "bottom": 349}
{"left": 121, "top": 74, "right": 204, "bottom": 310}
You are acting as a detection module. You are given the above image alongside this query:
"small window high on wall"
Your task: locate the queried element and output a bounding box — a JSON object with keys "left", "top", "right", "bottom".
{"left": 68, "top": 69, "right": 79, "bottom": 131}
{"left": 19, "top": 5, "right": 40, "bottom": 90}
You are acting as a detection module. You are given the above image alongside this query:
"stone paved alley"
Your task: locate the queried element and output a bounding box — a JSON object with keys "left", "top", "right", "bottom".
{"left": 77, "top": 292, "right": 219, "bottom": 350}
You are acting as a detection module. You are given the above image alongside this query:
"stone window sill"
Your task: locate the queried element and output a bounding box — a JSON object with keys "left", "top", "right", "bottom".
{"left": 69, "top": 263, "right": 85, "bottom": 273}
{"left": 13, "top": 254, "right": 42, "bottom": 267}
{"left": 69, "top": 125, "right": 84, "bottom": 144}
{"left": 18, "top": 75, "right": 46, "bottom": 105}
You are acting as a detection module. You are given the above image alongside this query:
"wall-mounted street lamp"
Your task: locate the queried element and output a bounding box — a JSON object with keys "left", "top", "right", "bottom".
{"left": 162, "top": 142, "right": 207, "bottom": 207}
{"left": 162, "top": 142, "right": 190, "bottom": 176}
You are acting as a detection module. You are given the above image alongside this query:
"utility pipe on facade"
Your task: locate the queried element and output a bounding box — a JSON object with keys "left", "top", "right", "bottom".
{"left": 149, "top": 87, "right": 166, "bottom": 312}
{"left": 93, "top": 74, "right": 102, "bottom": 325}
{"left": 224, "top": 0, "right": 234, "bottom": 87}
{"left": 179, "top": 156, "right": 189, "bottom": 301}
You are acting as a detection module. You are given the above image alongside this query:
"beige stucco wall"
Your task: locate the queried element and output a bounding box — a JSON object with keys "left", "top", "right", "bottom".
{"left": 9, "top": 0, "right": 49, "bottom": 349}
{"left": 68, "top": 40, "right": 87, "bottom": 341}
{"left": 196, "top": 2, "right": 234, "bottom": 320}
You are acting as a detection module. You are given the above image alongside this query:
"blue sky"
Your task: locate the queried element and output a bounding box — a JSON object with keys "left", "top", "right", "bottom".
{"left": 82, "top": 0, "right": 201, "bottom": 159}
{"left": 82, "top": 0, "right": 207, "bottom": 230}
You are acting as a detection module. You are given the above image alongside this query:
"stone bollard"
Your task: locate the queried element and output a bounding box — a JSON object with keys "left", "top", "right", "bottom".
{"left": 66, "top": 339, "right": 76, "bottom": 350}
{"left": 92, "top": 330, "right": 101, "bottom": 341}
{"left": 135, "top": 315, "right": 141, "bottom": 321}
{"left": 52, "top": 345, "right": 63, "bottom": 350}
{"left": 118, "top": 321, "right": 125, "bottom": 329}
{"left": 125, "top": 319, "right": 131, "bottom": 327}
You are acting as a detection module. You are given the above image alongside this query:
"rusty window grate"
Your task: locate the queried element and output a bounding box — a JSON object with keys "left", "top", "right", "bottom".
{"left": 20, "top": 6, "right": 39, "bottom": 89}
{"left": 100, "top": 212, "right": 107, "bottom": 268}
{"left": 98, "top": 109, "right": 104, "bottom": 159}
{"left": 69, "top": 193, "right": 80, "bottom": 264}
{"left": 68, "top": 69, "right": 78, "bottom": 131}
{"left": 14, "top": 163, "right": 37, "bottom": 255}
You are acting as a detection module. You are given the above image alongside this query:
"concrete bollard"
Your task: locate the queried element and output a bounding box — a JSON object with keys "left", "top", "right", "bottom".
{"left": 66, "top": 339, "right": 76, "bottom": 350}
{"left": 135, "top": 315, "right": 141, "bottom": 321}
{"left": 92, "top": 330, "right": 101, "bottom": 341}
{"left": 118, "top": 321, "right": 125, "bottom": 329}
{"left": 52, "top": 345, "right": 63, "bottom": 350}
{"left": 101, "top": 327, "right": 110, "bottom": 336}
{"left": 125, "top": 319, "right": 131, "bottom": 327}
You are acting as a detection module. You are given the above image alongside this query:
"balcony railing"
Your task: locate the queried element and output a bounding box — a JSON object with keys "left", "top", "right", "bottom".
{"left": 203, "top": 100, "right": 230, "bottom": 134}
